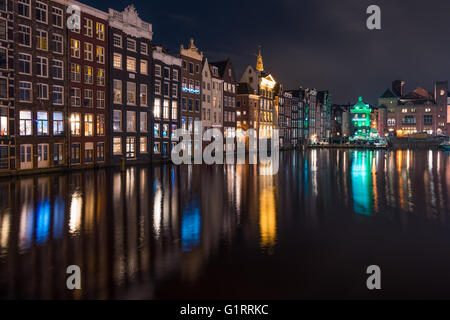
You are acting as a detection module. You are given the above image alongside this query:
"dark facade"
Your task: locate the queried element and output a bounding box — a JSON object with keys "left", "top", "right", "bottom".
{"left": 68, "top": 2, "right": 108, "bottom": 168}
{"left": 236, "top": 82, "right": 259, "bottom": 132}
{"left": 179, "top": 38, "right": 202, "bottom": 156}
{"left": 108, "top": 5, "right": 152, "bottom": 165}
{"left": 291, "top": 95, "right": 300, "bottom": 146}
{"left": 0, "top": 0, "right": 14, "bottom": 170}
{"left": 14, "top": 0, "right": 67, "bottom": 171}
{"left": 330, "top": 104, "right": 351, "bottom": 142}
{"left": 151, "top": 45, "right": 181, "bottom": 160}
{"left": 211, "top": 58, "right": 237, "bottom": 141}
{"left": 278, "top": 91, "right": 292, "bottom": 147}
{"left": 317, "top": 90, "right": 332, "bottom": 141}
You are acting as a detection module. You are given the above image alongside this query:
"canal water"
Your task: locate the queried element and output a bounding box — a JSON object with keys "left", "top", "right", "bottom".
{"left": 0, "top": 149, "right": 449, "bottom": 299}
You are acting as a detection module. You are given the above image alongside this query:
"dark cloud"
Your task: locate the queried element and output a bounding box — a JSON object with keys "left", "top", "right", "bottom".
{"left": 82, "top": 0, "right": 450, "bottom": 104}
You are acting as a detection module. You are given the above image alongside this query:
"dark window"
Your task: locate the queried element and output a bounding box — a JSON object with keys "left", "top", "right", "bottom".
{"left": 188, "top": 99, "right": 193, "bottom": 111}
{"left": 182, "top": 98, "right": 186, "bottom": 111}
{"left": 195, "top": 99, "right": 199, "bottom": 112}
{"left": 0, "top": 48, "right": 6, "bottom": 69}
{"left": 189, "top": 62, "right": 193, "bottom": 74}
{"left": 71, "top": 144, "right": 80, "bottom": 163}
{"left": 402, "top": 115, "right": 416, "bottom": 125}
{"left": 424, "top": 115, "right": 433, "bottom": 125}
{"left": 97, "top": 142, "right": 104, "bottom": 161}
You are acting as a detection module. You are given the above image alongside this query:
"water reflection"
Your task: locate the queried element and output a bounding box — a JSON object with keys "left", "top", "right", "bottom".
{"left": 0, "top": 149, "right": 448, "bottom": 299}
{"left": 350, "top": 151, "right": 374, "bottom": 216}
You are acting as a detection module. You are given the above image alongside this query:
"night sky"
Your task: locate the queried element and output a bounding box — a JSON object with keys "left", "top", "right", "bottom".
{"left": 83, "top": 0, "right": 450, "bottom": 105}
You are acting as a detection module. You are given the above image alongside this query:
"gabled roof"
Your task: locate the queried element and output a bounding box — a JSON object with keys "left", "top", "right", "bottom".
{"left": 210, "top": 59, "right": 229, "bottom": 78}
{"left": 380, "top": 88, "right": 397, "bottom": 99}
{"left": 404, "top": 87, "right": 433, "bottom": 100}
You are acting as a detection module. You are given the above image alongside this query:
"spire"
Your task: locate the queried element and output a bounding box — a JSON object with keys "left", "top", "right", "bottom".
{"left": 256, "top": 45, "right": 264, "bottom": 72}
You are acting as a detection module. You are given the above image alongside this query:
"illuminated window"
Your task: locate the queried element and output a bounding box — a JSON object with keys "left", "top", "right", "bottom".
{"left": 125, "top": 137, "right": 135, "bottom": 158}
{"left": 140, "top": 59, "right": 148, "bottom": 74}
{"left": 113, "top": 79, "right": 122, "bottom": 104}
{"left": 162, "top": 124, "right": 169, "bottom": 138}
{"left": 126, "top": 111, "right": 136, "bottom": 132}
{"left": 113, "top": 110, "right": 122, "bottom": 132}
{"left": 84, "top": 65, "right": 93, "bottom": 84}
{"left": 113, "top": 53, "right": 122, "bottom": 69}
{"left": 71, "top": 144, "right": 80, "bottom": 163}
{"left": 163, "top": 100, "right": 169, "bottom": 119}
{"left": 126, "top": 56, "right": 136, "bottom": 72}
{"left": 84, "top": 114, "right": 93, "bottom": 136}
{"left": 154, "top": 98, "right": 161, "bottom": 118}
{"left": 96, "top": 46, "right": 104, "bottom": 64}
{"left": 36, "top": 111, "right": 48, "bottom": 135}
{"left": 97, "top": 142, "right": 105, "bottom": 161}
{"left": 53, "top": 112, "right": 63, "bottom": 135}
{"left": 140, "top": 84, "right": 147, "bottom": 106}
{"left": 127, "top": 82, "right": 136, "bottom": 105}
{"left": 70, "top": 39, "right": 80, "bottom": 57}
{"left": 85, "top": 143, "right": 93, "bottom": 163}
{"left": 96, "top": 68, "right": 105, "bottom": 86}
{"left": 172, "top": 101, "right": 178, "bottom": 120}
{"left": 0, "top": 109, "right": 7, "bottom": 136}
{"left": 96, "top": 114, "right": 104, "bottom": 136}
{"left": 153, "top": 142, "right": 160, "bottom": 154}
{"left": 96, "top": 22, "right": 105, "bottom": 40}
{"left": 19, "top": 111, "right": 32, "bottom": 135}
{"left": 70, "top": 113, "right": 81, "bottom": 136}
{"left": 140, "top": 112, "right": 147, "bottom": 132}
{"left": 70, "top": 63, "right": 80, "bottom": 82}
{"left": 113, "top": 137, "right": 122, "bottom": 154}
{"left": 140, "top": 137, "right": 148, "bottom": 153}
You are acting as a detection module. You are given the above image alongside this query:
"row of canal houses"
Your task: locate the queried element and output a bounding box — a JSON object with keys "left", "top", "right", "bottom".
{"left": 0, "top": 0, "right": 332, "bottom": 175}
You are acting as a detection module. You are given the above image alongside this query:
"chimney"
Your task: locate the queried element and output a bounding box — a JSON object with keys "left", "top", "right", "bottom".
{"left": 392, "top": 80, "right": 405, "bottom": 97}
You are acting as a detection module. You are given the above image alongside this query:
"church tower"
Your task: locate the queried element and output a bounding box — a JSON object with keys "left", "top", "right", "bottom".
{"left": 256, "top": 45, "right": 264, "bottom": 72}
